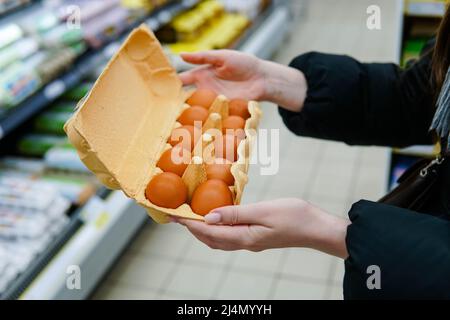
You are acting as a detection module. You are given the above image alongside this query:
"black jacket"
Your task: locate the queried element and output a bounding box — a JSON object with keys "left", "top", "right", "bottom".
{"left": 279, "top": 47, "right": 450, "bottom": 299}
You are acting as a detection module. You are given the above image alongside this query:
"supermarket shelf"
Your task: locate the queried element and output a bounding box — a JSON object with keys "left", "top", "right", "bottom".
{"left": 0, "top": 0, "right": 40, "bottom": 25}
{"left": 173, "top": 1, "right": 291, "bottom": 71}
{"left": 237, "top": 3, "right": 290, "bottom": 59}
{"left": 0, "top": 0, "right": 199, "bottom": 141}
{"left": 1, "top": 213, "right": 84, "bottom": 300}
{"left": 19, "top": 191, "right": 147, "bottom": 300}
{"left": 405, "top": 0, "right": 446, "bottom": 18}
{"left": 3, "top": 1, "right": 289, "bottom": 300}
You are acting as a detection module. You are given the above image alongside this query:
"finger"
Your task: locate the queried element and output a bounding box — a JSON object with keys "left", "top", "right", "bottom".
{"left": 178, "top": 70, "right": 196, "bottom": 86}
{"left": 180, "top": 51, "right": 224, "bottom": 66}
{"left": 205, "top": 204, "right": 266, "bottom": 225}
{"left": 178, "top": 218, "right": 247, "bottom": 245}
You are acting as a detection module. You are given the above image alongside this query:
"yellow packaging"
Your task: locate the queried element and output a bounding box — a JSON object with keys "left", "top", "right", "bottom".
{"left": 64, "top": 25, "right": 261, "bottom": 224}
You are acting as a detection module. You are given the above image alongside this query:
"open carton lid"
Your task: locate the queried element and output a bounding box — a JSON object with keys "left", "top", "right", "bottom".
{"left": 65, "top": 24, "right": 262, "bottom": 224}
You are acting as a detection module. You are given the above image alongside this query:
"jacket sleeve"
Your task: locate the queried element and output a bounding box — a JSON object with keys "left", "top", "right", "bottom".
{"left": 344, "top": 200, "right": 450, "bottom": 299}
{"left": 278, "top": 51, "right": 436, "bottom": 147}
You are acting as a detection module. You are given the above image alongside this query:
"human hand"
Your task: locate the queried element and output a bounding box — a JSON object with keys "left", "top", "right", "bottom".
{"left": 179, "top": 50, "right": 307, "bottom": 112}
{"left": 173, "top": 198, "right": 350, "bottom": 258}
{"left": 179, "top": 50, "right": 266, "bottom": 102}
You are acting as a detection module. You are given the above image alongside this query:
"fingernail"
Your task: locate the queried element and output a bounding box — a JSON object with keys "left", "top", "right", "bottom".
{"left": 204, "top": 212, "right": 221, "bottom": 224}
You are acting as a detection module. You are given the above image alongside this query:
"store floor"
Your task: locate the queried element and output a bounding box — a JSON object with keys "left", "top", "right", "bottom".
{"left": 92, "top": 0, "right": 398, "bottom": 300}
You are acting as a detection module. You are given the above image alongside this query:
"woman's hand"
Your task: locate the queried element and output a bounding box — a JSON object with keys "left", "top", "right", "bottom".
{"left": 173, "top": 198, "right": 350, "bottom": 259}
{"left": 179, "top": 50, "right": 266, "bottom": 102}
{"left": 179, "top": 50, "right": 308, "bottom": 112}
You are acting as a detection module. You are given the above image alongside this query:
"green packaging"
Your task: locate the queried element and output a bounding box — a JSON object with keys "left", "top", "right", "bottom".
{"left": 17, "top": 134, "right": 69, "bottom": 157}
{"left": 63, "top": 83, "right": 93, "bottom": 100}
{"left": 34, "top": 111, "right": 73, "bottom": 135}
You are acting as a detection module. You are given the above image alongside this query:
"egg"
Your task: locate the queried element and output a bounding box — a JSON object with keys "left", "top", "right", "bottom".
{"left": 169, "top": 125, "right": 201, "bottom": 151}
{"left": 186, "top": 89, "right": 217, "bottom": 109}
{"left": 214, "top": 134, "right": 240, "bottom": 162}
{"left": 222, "top": 115, "right": 246, "bottom": 135}
{"left": 178, "top": 106, "right": 209, "bottom": 126}
{"left": 145, "top": 172, "right": 187, "bottom": 209}
{"left": 229, "top": 99, "right": 251, "bottom": 120}
{"left": 191, "top": 179, "right": 234, "bottom": 216}
{"left": 206, "top": 159, "right": 235, "bottom": 186}
{"left": 157, "top": 146, "right": 191, "bottom": 177}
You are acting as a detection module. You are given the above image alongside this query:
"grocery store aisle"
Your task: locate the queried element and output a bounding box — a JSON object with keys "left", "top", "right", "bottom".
{"left": 92, "top": 0, "right": 399, "bottom": 300}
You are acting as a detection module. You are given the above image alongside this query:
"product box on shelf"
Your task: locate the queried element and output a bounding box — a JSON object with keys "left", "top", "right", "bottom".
{"left": 65, "top": 25, "right": 262, "bottom": 224}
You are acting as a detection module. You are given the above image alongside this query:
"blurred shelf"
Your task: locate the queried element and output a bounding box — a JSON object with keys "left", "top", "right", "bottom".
{"left": 0, "top": 0, "right": 39, "bottom": 23}
{"left": 1, "top": 0, "right": 287, "bottom": 300}
{"left": 405, "top": 0, "right": 446, "bottom": 18}
{"left": 14, "top": 190, "right": 147, "bottom": 300}
{"left": 173, "top": 1, "right": 291, "bottom": 71}
{"left": 1, "top": 212, "right": 84, "bottom": 300}
{"left": 0, "top": 0, "right": 200, "bottom": 142}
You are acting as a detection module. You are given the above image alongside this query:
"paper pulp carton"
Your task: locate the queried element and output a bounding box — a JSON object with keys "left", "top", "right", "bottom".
{"left": 64, "top": 25, "right": 262, "bottom": 224}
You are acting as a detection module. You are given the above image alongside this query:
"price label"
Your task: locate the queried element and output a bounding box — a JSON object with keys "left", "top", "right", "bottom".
{"left": 44, "top": 80, "right": 66, "bottom": 100}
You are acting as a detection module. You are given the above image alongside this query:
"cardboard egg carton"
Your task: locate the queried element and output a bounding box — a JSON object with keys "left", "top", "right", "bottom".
{"left": 64, "top": 25, "right": 262, "bottom": 223}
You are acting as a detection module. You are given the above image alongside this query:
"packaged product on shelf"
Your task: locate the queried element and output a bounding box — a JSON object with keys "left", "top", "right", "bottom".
{"left": 49, "top": 101, "right": 77, "bottom": 113}
{"left": 0, "top": 38, "right": 39, "bottom": 70}
{"left": 44, "top": 146, "right": 90, "bottom": 173}
{"left": 65, "top": 25, "right": 262, "bottom": 223}
{"left": 17, "top": 134, "right": 69, "bottom": 157}
{"left": 39, "top": 24, "right": 84, "bottom": 48}
{"left": 0, "top": 62, "right": 41, "bottom": 108}
{"left": 124, "top": 0, "right": 171, "bottom": 11}
{"left": 40, "top": 171, "right": 97, "bottom": 205}
{"left": 161, "top": 0, "right": 250, "bottom": 53}
{"left": 56, "top": 0, "right": 121, "bottom": 23}
{"left": 0, "top": 24, "right": 23, "bottom": 50}
{"left": 0, "top": 157, "right": 45, "bottom": 175}
{"left": 218, "top": 0, "right": 269, "bottom": 20}
{"left": 158, "top": 0, "right": 225, "bottom": 43}
{"left": 0, "top": 0, "right": 31, "bottom": 15}
{"left": 82, "top": 6, "right": 133, "bottom": 48}
{"left": 34, "top": 110, "right": 73, "bottom": 135}
{"left": 0, "top": 175, "right": 70, "bottom": 296}
{"left": 35, "top": 44, "right": 86, "bottom": 85}
{"left": 19, "top": 11, "right": 59, "bottom": 35}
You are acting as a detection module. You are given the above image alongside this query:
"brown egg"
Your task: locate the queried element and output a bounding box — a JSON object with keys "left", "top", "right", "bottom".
{"left": 222, "top": 115, "right": 246, "bottom": 135}
{"left": 206, "top": 159, "right": 235, "bottom": 186}
{"left": 169, "top": 125, "right": 201, "bottom": 151}
{"left": 191, "top": 179, "right": 234, "bottom": 216}
{"left": 214, "top": 134, "right": 240, "bottom": 162}
{"left": 186, "top": 89, "right": 217, "bottom": 109}
{"left": 157, "top": 146, "right": 191, "bottom": 177}
{"left": 178, "top": 106, "right": 209, "bottom": 126}
{"left": 145, "top": 172, "right": 187, "bottom": 209}
{"left": 229, "top": 99, "right": 250, "bottom": 120}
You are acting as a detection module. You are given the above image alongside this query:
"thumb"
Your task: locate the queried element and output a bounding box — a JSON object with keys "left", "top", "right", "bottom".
{"left": 205, "top": 204, "right": 264, "bottom": 225}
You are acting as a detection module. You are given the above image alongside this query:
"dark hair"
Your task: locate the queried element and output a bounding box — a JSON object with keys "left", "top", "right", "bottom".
{"left": 432, "top": 6, "right": 450, "bottom": 92}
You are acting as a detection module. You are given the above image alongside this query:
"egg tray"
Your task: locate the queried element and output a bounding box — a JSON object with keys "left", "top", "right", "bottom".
{"left": 64, "top": 24, "right": 262, "bottom": 224}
